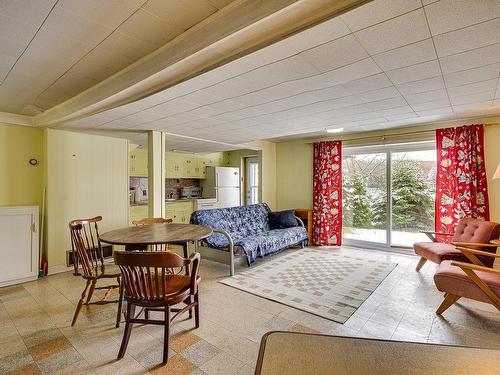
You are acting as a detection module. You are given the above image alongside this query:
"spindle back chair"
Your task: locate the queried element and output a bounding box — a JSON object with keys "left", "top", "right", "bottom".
{"left": 132, "top": 217, "right": 173, "bottom": 251}
{"left": 114, "top": 250, "right": 201, "bottom": 364}
{"left": 69, "top": 217, "right": 123, "bottom": 327}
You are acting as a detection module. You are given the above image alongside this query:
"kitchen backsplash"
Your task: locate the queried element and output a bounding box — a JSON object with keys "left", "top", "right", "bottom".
{"left": 166, "top": 178, "right": 200, "bottom": 199}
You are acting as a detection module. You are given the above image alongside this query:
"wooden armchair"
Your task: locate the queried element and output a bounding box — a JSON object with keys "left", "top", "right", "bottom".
{"left": 69, "top": 217, "right": 123, "bottom": 327}
{"left": 433, "top": 245, "right": 500, "bottom": 314}
{"left": 132, "top": 217, "right": 173, "bottom": 251}
{"left": 114, "top": 250, "right": 201, "bottom": 364}
{"left": 414, "top": 218, "right": 500, "bottom": 271}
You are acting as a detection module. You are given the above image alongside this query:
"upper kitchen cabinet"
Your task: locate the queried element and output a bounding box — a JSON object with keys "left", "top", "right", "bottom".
{"left": 129, "top": 148, "right": 148, "bottom": 177}
{"left": 165, "top": 152, "right": 226, "bottom": 179}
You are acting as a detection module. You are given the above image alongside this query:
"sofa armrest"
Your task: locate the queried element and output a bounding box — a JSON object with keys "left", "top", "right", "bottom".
{"left": 213, "top": 228, "right": 235, "bottom": 276}
{"left": 295, "top": 216, "right": 305, "bottom": 228}
{"left": 454, "top": 246, "right": 500, "bottom": 267}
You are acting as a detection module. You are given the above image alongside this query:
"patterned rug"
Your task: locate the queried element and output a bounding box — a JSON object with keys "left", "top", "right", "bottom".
{"left": 220, "top": 248, "right": 397, "bottom": 323}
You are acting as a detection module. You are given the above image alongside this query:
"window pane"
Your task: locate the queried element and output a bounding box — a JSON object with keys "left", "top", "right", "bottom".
{"left": 342, "top": 153, "right": 387, "bottom": 244}
{"left": 390, "top": 150, "right": 436, "bottom": 247}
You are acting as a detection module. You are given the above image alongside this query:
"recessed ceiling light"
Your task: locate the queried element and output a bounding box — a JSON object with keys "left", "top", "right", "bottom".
{"left": 326, "top": 127, "right": 344, "bottom": 133}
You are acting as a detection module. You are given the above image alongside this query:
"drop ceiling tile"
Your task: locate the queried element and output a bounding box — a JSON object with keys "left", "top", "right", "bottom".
{"left": 404, "top": 88, "right": 448, "bottom": 105}
{"left": 98, "top": 29, "right": 156, "bottom": 63}
{"left": 450, "top": 91, "right": 495, "bottom": 106}
{"left": 58, "top": 0, "right": 142, "bottom": 29}
{"left": 373, "top": 39, "right": 437, "bottom": 71}
{"left": 0, "top": 14, "right": 40, "bottom": 49}
{"left": 434, "top": 18, "right": 500, "bottom": 58}
{"left": 300, "top": 35, "right": 368, "bottom": 73}
{"left": 452, "top": 101, "right": 494, "bottom": 111}
{"left": 142, "top": 0, "right": 217, "bottom": 31}
{"left": 366, "top": 96, "right": 407, "bottom": 111}
{"left": 343, "top": 73, "right": 393, "bottom": 94}
{"left": 342, "top": 0, "right": 421, "bottom": 32}
{"left": 384, "top": 112, "right": 419, "bottom": 121}
{"left": 374, "top": 105, "right": 414, "bottom": 116}
{"left": 396, "top": 76, "right": 445, "bottom": 95}
{"left": 385, "top": 60, "right": 441, "bottom": 84}
{"left": 425, "top": 0, "right": 500, "bottom": 35}
{"left": 444, "top": 63, "right": 500, "bottom": 88}
{"left": 357, "top": 86, "right": 401, "bottom": 102}
{"left": 285, "top": 17, "right": 350, "bottom": 51}
{"left": 415, "top": 107, "right": 454, "bottom": 117}
{"left": 440, "top": 43, "right": 500, "bottom": 74}
{"left": 410, "top": 99, "right": 451, "bottom": 111}
{"left": 447, "top": 79, "right": 498, "bottom": 100}
{"left": 320, "top": 58, "right": 383, "bottom": 85}
{"left": 496, "top": 80, "right": 500, "bottom": 98}
{"left": 117, "top": 9, "right": 183, "bottom": 48}
{"left": 354, "top": 9, "right": 430, "bottom": 55}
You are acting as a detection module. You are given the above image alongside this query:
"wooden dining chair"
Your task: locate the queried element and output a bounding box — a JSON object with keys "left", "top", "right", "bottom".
{"left": 113, "top": 250, "right": 201, "bottom": 364}
{"left": 69, "top": 217, "right": 123, "bottom": 327}
{"left": 132, "top": 217, "right": 173, "bottom": 251}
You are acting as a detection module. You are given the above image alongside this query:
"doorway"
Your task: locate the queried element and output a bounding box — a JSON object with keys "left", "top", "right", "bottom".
{"left": 244, "top": 156, "right": 259, "bottom": 205}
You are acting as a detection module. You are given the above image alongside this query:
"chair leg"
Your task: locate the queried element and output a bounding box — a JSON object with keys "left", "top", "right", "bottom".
{"left": 118, "top": 303, "right": 135, "bottom": 359}
{"left": 85, "top": 279, "right": 97, "bottom": 304}
{"left": 163, "top": 306, "right": 171, "bottom": 364}
{"left": 415, "top": 257, "right": 427, "bottom": 271}
{"left": 116, "top": 277, "right": 123, "bottom": 328}
{"left": 145, "top": 309, "right": 149, "bottom": 320}
{"left": 71, "top": 280, "right": 91, "bottom": 326}
{"left": 194, "top": 293, "right": 200, "bottom": 328}
{"left": 436, "top": 294, "right": 460, "bottom": 315}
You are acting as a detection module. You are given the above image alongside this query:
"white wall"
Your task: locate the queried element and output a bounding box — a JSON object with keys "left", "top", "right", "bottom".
{"left": 46, "top": 129, "right": 128, "bottom": 267}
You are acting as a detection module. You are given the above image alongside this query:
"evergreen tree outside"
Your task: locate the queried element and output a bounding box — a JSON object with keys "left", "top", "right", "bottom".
{"left": 343, "top": 172, "right": 373, "bottom": 229}
{"left": 391, "top": 159, "right": 434, "bottom": 232}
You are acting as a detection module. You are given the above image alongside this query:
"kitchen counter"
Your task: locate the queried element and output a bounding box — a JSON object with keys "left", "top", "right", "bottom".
{"left": 130, "top": 198, "right": 200, "bottom": 207}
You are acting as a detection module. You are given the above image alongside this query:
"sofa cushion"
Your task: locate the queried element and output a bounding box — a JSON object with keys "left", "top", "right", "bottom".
{"left": 453, "top": 218, "right": 500, "bottom": 247}
{"left": 191, "top": 203, "right": 271, "bottom": 248}
{"left": 434, "top": 260, "right": 500, "bottom": 304}
{"left": 236, "top": 227, "right": 308, "bottom": 263}
{"left": 268, "top": 210, "right": 297, "bottom": 229}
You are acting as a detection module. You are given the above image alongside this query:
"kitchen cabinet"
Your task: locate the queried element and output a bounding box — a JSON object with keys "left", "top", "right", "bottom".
{"left": 130, "top": 148, "right": 148, "bottom": 177}
{"left": 165, "top": 152, "right": 225, "bottom": 179}
{"left": 165, "top": 201, "right": 193, "bottom": 224}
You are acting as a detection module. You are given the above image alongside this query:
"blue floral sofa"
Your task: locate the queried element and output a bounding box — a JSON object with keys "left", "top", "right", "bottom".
{"left": 190, "top": 203, "right": 308, "bottom": 275}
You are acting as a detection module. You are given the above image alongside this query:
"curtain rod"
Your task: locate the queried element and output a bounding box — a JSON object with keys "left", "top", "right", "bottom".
{"left": 304, "top": 123, "right": 499, "bottom": 144}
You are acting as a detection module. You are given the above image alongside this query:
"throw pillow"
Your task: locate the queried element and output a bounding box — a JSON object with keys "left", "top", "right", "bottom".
{"left": 269, "top": 210, "right": 298, "bottom": 229}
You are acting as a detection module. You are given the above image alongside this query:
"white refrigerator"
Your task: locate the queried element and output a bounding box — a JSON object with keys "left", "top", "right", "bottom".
{"left": 201, "top": 167, "right": 240, "bottom": 208}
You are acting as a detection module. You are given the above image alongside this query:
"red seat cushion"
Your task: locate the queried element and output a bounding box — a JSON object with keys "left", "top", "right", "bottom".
{"left": 413, "top": 242, "right": 468, "bottom": 264}
{"left": 434, "top": 261, "right": 500, "bottom": 304}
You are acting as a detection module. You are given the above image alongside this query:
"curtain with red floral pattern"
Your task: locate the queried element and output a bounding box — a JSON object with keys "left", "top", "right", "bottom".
{"left": 435, "top": 124, "right": 489, "bottom": 240}
{"left": 312, "top": 141, "right": 342, "bottom": 246}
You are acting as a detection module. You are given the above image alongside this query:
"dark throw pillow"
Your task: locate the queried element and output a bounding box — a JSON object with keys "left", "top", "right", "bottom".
{"left": 268, "top": 210, "right": 298, "bottom": 229}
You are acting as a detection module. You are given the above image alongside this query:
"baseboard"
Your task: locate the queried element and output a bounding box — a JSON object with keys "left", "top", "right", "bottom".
{"left": 48, "top": 258, "right": 114, "bottom": 275}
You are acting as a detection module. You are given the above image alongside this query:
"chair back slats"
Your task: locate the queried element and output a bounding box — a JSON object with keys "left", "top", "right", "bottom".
{"left": 114, "top": 251, "right": 199, "bottom": 302}
{"left": 69, "top": 216, "right": 104, "bottom": 277}
{"left": 132, "top": 217, "right": 173, "bottom": 251}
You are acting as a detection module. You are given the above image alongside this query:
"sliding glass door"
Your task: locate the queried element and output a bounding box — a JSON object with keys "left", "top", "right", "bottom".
{"left": 342, "top": 143, "right": 436, "bottom": 250}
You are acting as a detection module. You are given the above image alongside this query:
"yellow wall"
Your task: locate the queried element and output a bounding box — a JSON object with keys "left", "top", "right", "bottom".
{"left": 46, "top": 129, "right": 129, "bottom": 267}
{"left": 0, "top": 124, "right": 44, "bottom": 207}
{"left": 276, "top": 118, "right": 500, "bottom": 223}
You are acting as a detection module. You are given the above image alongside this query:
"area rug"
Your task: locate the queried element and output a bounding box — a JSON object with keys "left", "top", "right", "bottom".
{"left": 220, "top": 248, "right": 397, "bottom": 323}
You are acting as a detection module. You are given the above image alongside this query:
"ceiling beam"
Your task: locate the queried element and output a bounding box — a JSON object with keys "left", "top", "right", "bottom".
{"left": 34, "top": 0, "right": 371, "bottom": 127}
{"left": 0, "top": 112, "right": 33, "bottom": 126}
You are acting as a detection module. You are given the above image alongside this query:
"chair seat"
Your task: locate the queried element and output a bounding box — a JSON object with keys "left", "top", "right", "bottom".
{"left": 413, "top": 242, "right": 468, "bottom": 264}
{"left": 434, "top": 261, "right": 500, "bottom": 304}
{"left": 128, "top": 274, "right": 201, "bottom": 304}
{"left": 82, "top": 263, "right": 121, "bottom": 279}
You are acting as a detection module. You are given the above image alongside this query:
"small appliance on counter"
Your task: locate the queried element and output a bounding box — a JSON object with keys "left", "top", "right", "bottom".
{"left": 180, "top": 186, "right": 202, "bottom": 199}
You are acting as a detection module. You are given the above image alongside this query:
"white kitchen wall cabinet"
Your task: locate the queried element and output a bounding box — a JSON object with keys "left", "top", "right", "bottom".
{"left": 0, "top": 206, "right": 39, "bottom": 287}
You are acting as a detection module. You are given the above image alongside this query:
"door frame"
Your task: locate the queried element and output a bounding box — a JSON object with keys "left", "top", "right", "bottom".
{"left": 342, "top": 140, "right": 435, "bottom": 251}
{"left": 242, "top": 155, "right": 259, "bottom": 205}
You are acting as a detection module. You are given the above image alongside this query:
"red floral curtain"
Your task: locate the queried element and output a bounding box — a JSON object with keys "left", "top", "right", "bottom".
{"left": 435, "top": 124, "right": 489, "bottom": 238}
{"left": 312, "top": 141, "right": 342, "bottom": 246}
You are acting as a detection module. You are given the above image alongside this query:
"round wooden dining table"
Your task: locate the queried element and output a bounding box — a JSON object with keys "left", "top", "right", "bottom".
{"left": 99, "top": 223, "right": 213, "bottom": 256}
